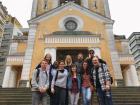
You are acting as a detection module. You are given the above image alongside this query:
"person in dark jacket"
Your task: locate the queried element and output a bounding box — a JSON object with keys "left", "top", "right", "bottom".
{"left": 86, "top": 49, "right": 106, "bottom": 72}
{"left": 74, "top": 53, "right": 84, "bottom": 74}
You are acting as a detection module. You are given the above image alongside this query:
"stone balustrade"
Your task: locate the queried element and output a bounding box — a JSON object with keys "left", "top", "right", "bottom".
{"left": 7, "top": 55, "right": 24, "bottom": 65}
{"left": 119, "top": 53, "right": 134, "bottom": 64}
{"left": 45, "top": 35, "right": 100, "bottom": 44}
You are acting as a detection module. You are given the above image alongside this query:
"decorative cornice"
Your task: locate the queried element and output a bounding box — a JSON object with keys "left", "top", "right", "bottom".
{"left": 28, "top": 2, "right": 114, "bottom": 24}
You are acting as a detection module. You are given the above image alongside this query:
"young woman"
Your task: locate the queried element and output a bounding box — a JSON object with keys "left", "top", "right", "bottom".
{"left": 65, "top": 55, "right": 73, "bottom": 72}
{"left": 67, "top": 64, "right": 81, "bottom": 105}
{"left": 64, "top": 55, "right": 73, "bottom": 105}
{"left": 81, "top": 61, "right": 94, "bottom": 105}
{"left": 51, "top": 60, "right": 69, "bottom": 105}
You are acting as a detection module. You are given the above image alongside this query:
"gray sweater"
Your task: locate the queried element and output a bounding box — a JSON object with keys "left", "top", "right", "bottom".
{"left": 31, "top": 68, "right": 49, "bottom": 91}
{"left": 51, "top": 69, "right": 68, "bottom": 89}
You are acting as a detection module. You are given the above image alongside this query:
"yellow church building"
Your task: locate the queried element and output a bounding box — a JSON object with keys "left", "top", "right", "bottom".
{"left": 1, "top": 0, "right": 140, "bottom": 88}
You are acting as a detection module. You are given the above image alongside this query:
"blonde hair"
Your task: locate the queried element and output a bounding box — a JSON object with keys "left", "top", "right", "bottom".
{"left": 65, "top": 55, "right": 72, "bottom": 66}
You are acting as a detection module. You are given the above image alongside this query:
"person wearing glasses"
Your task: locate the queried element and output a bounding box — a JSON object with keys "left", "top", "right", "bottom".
{"left": 86, "top": 49, "right": 106, "bottom": 70}
{"left": 92, "top": 56, "right": 113, "bottom": 105}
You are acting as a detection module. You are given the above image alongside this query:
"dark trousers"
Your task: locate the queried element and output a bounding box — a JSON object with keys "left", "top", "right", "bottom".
{"left": 96, "top": 87, "right": 113, "bottom": 105}
{"left": 50, "top": 94, "right": 55, "bottom": 105}
{"left": 53, "top": 86, "right": 67, "bottom": 105}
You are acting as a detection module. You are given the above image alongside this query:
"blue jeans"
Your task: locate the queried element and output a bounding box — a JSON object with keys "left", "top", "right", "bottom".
{"left": 96, "top": 87, "right": 113, "bottom": 105}
{"left": 82, "top": 87, "right": 92, "bottom": 105}
{"left": 32, "top": 91, "right": 50, "bottom": 105}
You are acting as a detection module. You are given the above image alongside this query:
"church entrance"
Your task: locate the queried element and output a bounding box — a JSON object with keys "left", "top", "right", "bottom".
{"left": 56, "top": 48, "right": 88, "bottom": 62}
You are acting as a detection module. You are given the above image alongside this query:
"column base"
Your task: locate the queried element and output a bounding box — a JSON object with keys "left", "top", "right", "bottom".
{"left": 115, "top": 79, "right": 124, "bottom": 87}
{"left": 19, "top": 80, "right": 29, "bottom": 87}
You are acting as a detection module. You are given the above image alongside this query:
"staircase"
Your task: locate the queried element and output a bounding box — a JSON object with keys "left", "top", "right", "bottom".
{"left": 0, "top": 87, "right": 140, "bottom": 105}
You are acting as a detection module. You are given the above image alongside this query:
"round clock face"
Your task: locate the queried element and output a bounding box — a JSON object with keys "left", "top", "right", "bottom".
{"left": 65, "top": 20, "right": 77, "bottom": 31}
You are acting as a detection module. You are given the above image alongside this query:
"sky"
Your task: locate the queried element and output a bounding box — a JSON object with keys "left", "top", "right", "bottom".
{"left": 1, "top": 0, "right": 140, "bottom": 38}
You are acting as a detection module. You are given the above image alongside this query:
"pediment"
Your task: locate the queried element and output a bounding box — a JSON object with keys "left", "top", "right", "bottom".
{"left": 28, "top": 2, "right": 114, "bottom": 24}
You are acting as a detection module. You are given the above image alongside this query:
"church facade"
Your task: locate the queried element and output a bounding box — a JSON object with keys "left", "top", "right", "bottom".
{"left": 1, "top": 0, "right": 140, "bottom": 87}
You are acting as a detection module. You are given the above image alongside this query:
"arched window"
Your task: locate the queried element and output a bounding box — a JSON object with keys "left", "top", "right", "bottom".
{"left": 60, "top": 0, "right": 81, "bottom": 5}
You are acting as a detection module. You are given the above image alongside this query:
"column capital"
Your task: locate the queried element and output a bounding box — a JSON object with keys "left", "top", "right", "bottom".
{"left": 105, "top": 23, "right": 113, "bottom": 29}
{"left": 29, "top": 23, "right": 37, "bottom": 28}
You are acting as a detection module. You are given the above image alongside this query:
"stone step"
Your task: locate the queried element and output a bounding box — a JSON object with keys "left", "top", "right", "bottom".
{"left": 0, "top": 87, "right": 140, "bottom": 105}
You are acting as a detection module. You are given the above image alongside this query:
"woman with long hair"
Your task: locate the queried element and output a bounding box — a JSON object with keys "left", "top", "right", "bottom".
{"left": 65, "top": 55, "right": 73, "bottom": 72}
{"left": 81, "top": 60, "right": 93, "bottom": 105}
{"left": 67, "top": 64, "right": 81, "bottom": 105}
{"left": 51, "top": 60, "right": 69, "bottom": 105}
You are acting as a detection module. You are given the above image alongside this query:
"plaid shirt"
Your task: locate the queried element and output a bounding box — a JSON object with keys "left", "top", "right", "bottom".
{"left": 92, "top": 63, "right": 111, "bottom": 91}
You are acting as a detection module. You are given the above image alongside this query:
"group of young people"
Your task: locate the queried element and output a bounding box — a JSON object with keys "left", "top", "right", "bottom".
{"left": 31, "top": 49, "right": 113, "bottom": 105}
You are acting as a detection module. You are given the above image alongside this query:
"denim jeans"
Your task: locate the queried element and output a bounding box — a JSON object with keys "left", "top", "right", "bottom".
{"left": 82, "top": 87, "right": 92, "bottom": 105}
{"left": 96, "top": 87, "right": 113, "bottom": 105}
{"left": 32, "top": 91, "right": 50, "bottom": 105}
{"left": 69, "top": 91, "right": 80, "bottom": 105}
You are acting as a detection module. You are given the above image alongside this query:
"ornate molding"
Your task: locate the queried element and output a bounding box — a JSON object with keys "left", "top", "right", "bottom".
{"left": 119, "top": 53, "right": 135, "bottom": 64}
{"left": 7, "top": 55, "right": 24, "bottom": 65}
{"left": 45, "top": 35, "right": 100, "bottom": 44}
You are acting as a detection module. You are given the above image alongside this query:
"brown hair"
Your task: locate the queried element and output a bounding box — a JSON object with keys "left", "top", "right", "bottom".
{"left": 44, "top": 53, "right": 52, "bottom": 64}
{"left": 70, "top": 64, "right": 77, "bottom": 76}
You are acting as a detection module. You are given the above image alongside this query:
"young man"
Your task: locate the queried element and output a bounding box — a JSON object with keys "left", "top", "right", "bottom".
{"left": 31, "top": 60, "right": 50, "bottom": 105}
{"left": 74, "top": 53, "right": 84, "bottom": 74}
{"left": 87, "top": 49, "right": 106, "bottom": 70}
{"left": 92, "top": 56, "right": 113, "bottom": 105}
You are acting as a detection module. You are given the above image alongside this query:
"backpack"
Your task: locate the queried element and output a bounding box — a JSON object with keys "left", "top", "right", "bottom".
{"left": 30, "top": 68, "right": 52, "bottom": 95}
{"left": 101, "top": 64, "right": 113, "bottom": 84}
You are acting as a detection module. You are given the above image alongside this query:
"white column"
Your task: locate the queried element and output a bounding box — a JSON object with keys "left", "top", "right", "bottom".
{"left": 8, "top": 70, "right": 17, "bottom": 87}
{"left": 2, "top": 66, "right": 11, "bottom": 88}
{"left": 129, "top": 65, "right": 140, "bottom": 86}
{"left": 137, "top": 70, "right": 140, "bottom": 84}
{"left": 105, "top": 24, "right": 123, "bottom": 85}
{"left": 53, "top": 0, "right": 59, "bottom": 8}
{"left": 103, "top": 0, "right": 111, "bottom": 18}
{"left": 123, "top": 67, "right": 132, "bottom": 86}
{"left": 21, "top": 24, "right": 37, "bottom": 81}
{"left": 45, "top": 48, "right": 56, "bottom": 63}
{"left": 82, "top": 0, "right": 89, "bottom": 8}
{"left": 31, "top": 0, "right": 38, "bottom": 18}
{"left": 124, "top": 65, "right": 139, "bottom": 86}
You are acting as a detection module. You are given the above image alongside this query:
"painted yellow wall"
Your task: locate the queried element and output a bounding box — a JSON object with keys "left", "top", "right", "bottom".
{"left": 88, "top": 0, "right": 105, "bottom": 16}
{"left": 17, "top": 42, "right": 27, "bottom": 53}
{"left": 30, "top": 8, "right": 114, "bottom": 77}
{"left": 115, "top": 40, "right": 123, "bottom": 53}
{"left": 36, "top": 0, "right": 105, "bottom": 17}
